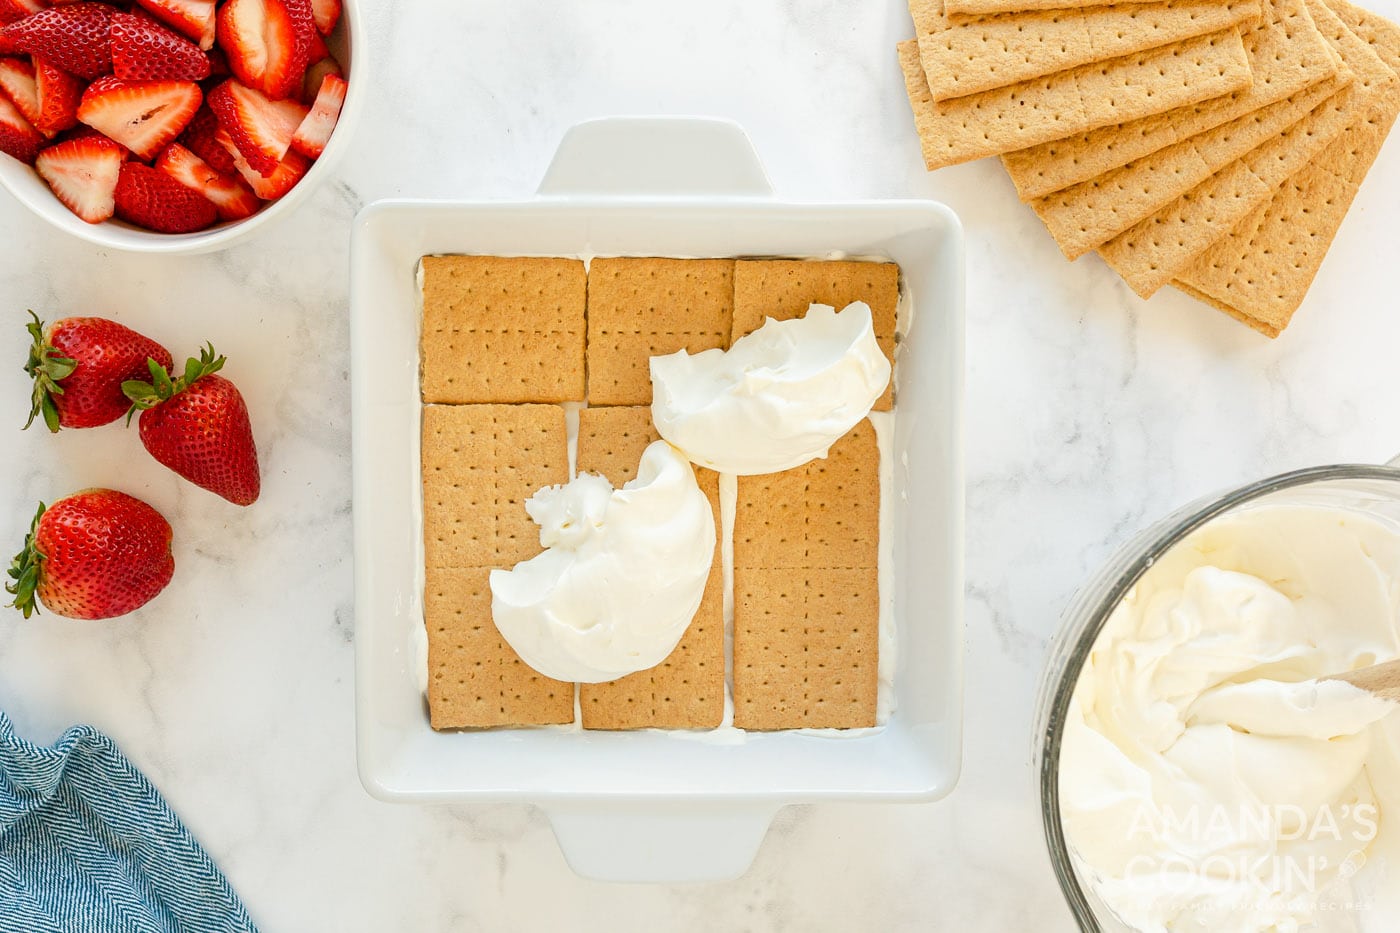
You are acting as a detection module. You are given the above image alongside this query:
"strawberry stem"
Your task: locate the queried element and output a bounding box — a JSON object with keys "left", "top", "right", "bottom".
{"left": 5, "top": 502, "right": 47, "bottom": 619}
{"left": 23, "top": 312, "right": 77, "bottom": 434}
{"left": 123, "top": 343, "right": 226, "bottom": 420}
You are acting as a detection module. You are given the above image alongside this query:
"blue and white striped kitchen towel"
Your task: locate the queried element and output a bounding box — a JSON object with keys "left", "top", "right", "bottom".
{"left": 0, "top": 712, "right": 257, "bottom": 933}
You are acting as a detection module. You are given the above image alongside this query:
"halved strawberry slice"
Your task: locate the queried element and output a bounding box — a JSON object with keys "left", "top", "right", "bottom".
{"left": 134, "top": 0, "right": 213, "bottom": 50}
{"left": 290, "top": 70, "right": 340, "bottom": 158}
{"left": 0, "top": 0, "right": 45, "bottom": 26}
{"left": 111, "top": 11, "right": 210, "bottom": 81}
{"left": 216, "top": 0, "right": 299, "bottom": 100}
{"left": 155, "top": 141, "right": 257, "bottom": 219}
{"left": 207, "top": 78, "right": 304, "bottom": 175}
{"left": 216, "top": 125, "right": 305, "bottom": 199}
{"left": 310, "top": 0, "right": 337, "bottom": 35}
{"left": 113, "top": 159, "right": 216, "bottom": 232}
{"left": 0, "top": 90, "right": 42, "bottom": 162}
{"left": 280, "top": 0, "right": 314, "bottom": 87}
{"left": 305, "top": 24, "right": 326, "bottom": 62}
{"left": 0, "top": 56, "right": 41, "bottom": 128}
{"left": 299, "top": 52, "right": 337, "bottom": 104}
{"left": 35, "top": 134, "right": 123, "bottom": 222}
{"left": 3, "top": 3, "right": 115, "bottom": 80}
{"left": 77, "top": 75, "right": 201, "bottom": 160}
{"left": 177, "top": 103, "right": 234, "bottom": 174}
{"left": 34, "top": 58, "right": 81, "bottom": 134}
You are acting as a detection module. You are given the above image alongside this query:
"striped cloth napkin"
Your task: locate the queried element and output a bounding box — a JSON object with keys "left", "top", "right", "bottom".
{"left": 0, "top": 712, "right": 257, "bottom": 933}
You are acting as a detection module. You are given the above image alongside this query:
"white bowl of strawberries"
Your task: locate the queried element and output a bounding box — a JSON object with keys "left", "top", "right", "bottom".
{"left": 0, "top": 0, "right": 359, "bottom": 252}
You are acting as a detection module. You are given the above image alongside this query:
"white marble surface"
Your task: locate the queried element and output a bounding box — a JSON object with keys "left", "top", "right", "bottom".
{"left": 3, "top": 0, "right": 1400, "bottom": 929}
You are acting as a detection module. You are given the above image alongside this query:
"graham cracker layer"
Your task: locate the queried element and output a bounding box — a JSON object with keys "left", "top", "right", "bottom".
{"left": 575, "top": 406, "right": 725, "bottom": 730}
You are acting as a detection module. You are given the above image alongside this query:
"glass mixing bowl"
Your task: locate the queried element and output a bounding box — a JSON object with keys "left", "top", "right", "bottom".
{"left": 1034, "top": 461, "right": 1400, "bottom": 931}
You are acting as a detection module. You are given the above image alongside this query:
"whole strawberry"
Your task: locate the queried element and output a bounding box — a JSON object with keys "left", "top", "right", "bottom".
{"left": 124, "top": 344, "right": 260, "bottom": 506}
{"left": 24, "top": 312, "right": 174, "bottom": 432}
{"left": 6, "top": 489, "right": 175, "bottom": 620}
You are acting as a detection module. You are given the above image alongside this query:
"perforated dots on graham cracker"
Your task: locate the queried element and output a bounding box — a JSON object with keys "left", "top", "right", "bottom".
{"left": 586, "top": 258, "right": 733, "bottom": 407}
{"left": 733, "top": 260, "right": 898, "bottom": 411}
{"left": 420, "top": 256, "right": 586, "bottom": 404}
{"left": 733, "top": 421, "right": 881, "bottom": 730}
{"left": 575, "top": 406, "right": 724, "bottom": 730}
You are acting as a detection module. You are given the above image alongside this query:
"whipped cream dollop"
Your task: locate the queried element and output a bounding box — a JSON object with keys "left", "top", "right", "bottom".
{"left": 649, "top": 301, "right": 890, "bottom": 475}
{"left": 1062, "top": 505, "right": 1400, "bottom": 932}
{"left": 489, "top": 440, "right": 715, "bottom": 684}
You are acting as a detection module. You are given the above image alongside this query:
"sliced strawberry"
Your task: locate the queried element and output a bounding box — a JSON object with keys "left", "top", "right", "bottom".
{"left": 2, "top": 3, "right": 115, "bottom": 80}
{"left": 299, "top": 52, "right": 336, "bottom": 104}
{"left": 305, "top": 24, "right": 326, "bottom": 61}
{"left": 0, "top": 90, "right": 41, "bottom": 162}
{"left": 279, "top": 0, "right": 313, "bottom": 86}
{"left": 310, "top": 0, "right": 337, "bottom": 35}
{"left": 177, "top": 103, "right": 233, "bottom": 173}
{"left": 110, "top": 11, "right": 209, "bottom": 81}
{"left": 216, "top": 126, "right": 304, "bottom": 199}
{"left": 0, "top": 0, "right": 44, "bottom": 25}
{"left": 33, "top": 58, "right": 81, "bottom": 133}
{"left": 133, "top": 0, "right": 212, "bottom": 49}
{"left": 155, "top": 141, "right": 256, "bottom": 219}
{"left": 113, "top": 159, "right": 216, "bottom": 231}
{"left": 34, "top": 134, "right": 123, "bottom": 222}
{"left": 217, "top": 0, "right": 298, "bottom": 99}
{"left": 289, "top": 70, "right": 339, "bottom": 158}
{"left": 77, "top": 75, "right": 200, "bottom": 160}
{"left": 0, "top": 56, "right": 40, "bottom": 127}
{"left": 207, "top": 78, "right": 303, "bottom": 174}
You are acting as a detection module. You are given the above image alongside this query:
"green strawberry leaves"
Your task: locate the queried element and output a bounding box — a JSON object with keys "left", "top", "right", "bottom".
{"left": 5, "top": 502, "right": 47, "bottom": 619}
{"left": 23, "top": 312, "right": 77, "bottom": 434}
{"left": 123, "top": 343, "right": 226, "bottom": 424}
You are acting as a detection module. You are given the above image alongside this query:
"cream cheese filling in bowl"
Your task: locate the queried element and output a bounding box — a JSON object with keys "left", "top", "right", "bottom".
{"left": 1037, "top": 464, "right": 1400, "bottom": 932}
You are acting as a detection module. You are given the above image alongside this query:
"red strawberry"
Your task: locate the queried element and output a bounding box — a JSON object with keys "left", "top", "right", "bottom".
{"left": 216, "top": 0, "right": 298, "bottom": 99}
{"left": 124, "top": 345, "right": 260, "bottom": 505}
{"left": 217, "top": 126, "right": 304, "bottom": 198}
{"left": 2, "top": 3, "right": 115, "bottom": 80}
{"left": 0, "top": 90, "right": 42, "bottom": 162}
{"left": 310, "top": 0, "right": 337, "bottom": 35}
{"left": 112, "top": 160, "right": 216, "bottom": 231}
{"left": 24, "top": 312, "right": 173, "bottom": 430}
{"left": 34, "top": 134, "right": 123, "bottom": 222}
{"left": 6, "top": 489, "right": 175, "bottom": 620}
{"left": 305, "top": 24, "right": 325, "bottom": 62}
{"left": 299, "top": 52, "right": 337, "bottom": 103}
{"left": 77, "top": 75, "right": 200, "bottom": 160}
{"left": 176, "top": 102, "right": 233, "bottom": 173}
{"left": 155, "top": 141, "right": 256, "bottom": 219}
{"left": 0, "top": 0, "right": 45, "bottom": 26}
{"left": 33, "top": 58, "right": 81, "bottom": 133}
{"left": 0, "top": 56, "right": 40, "bottom": 127}
{"left": 110, "top": 11, "right": 209, "bottom": 81}
{"left": 133, "top": 0, "right": 212, "bottom": 49}
{"left": 207, "top": 78, "right": 302, "bottom": 174}
{"left": 289, "top": 69, "right": 339, "bottom": 158}
{"left": 280, "top": 0, "right": 313, "bottom": 86}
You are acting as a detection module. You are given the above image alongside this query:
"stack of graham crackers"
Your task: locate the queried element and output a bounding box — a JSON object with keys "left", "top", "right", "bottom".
{"left": 899, "top": 0, "right": 1400, "bottom": 336}
{"left": 418, "top": 255, "right": 899, "bottom": 733}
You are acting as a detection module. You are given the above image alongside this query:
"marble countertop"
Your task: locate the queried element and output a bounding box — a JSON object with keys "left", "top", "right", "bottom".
{"left": 4, "top": 0, "right": 1400, "bottom": 929}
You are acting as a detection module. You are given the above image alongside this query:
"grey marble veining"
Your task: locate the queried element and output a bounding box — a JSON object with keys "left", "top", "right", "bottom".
{"left": 3, "top": 0, "right": 1400, "bottom": 929}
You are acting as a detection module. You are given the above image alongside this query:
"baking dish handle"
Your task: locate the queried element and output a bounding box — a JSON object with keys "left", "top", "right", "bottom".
{"left": 546, "top": 801, "right": 778, "bottom": 883}
{"left": 537, "top": 116, "right": 775, "bottom": 199}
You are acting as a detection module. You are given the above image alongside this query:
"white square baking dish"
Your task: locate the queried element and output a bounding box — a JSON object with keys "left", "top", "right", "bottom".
{"left": 350, "top": 117, "right": 965, "bottom": 883}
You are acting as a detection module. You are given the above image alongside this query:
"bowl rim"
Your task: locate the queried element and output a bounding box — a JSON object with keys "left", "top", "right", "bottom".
{"left": 0, "top": 0, "right": 367, "bottom": 255}
{"left": 1036, "top": 461, "right": 1400, "bottom": 930}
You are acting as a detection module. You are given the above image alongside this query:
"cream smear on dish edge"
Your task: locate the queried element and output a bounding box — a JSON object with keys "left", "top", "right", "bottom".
{"left": 411, "top": 253, "right": 909, "bottom": 737}
{"left": 1061, "top": 503, "right": 1400, "bottom": 932}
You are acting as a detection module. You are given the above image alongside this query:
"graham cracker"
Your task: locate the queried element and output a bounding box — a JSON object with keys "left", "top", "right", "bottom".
{"left": 947, "top": 0, "right": 1155, "bottom": 16}
{"left": 575, "top": 406, "right": 724, "bottom": 730}
{"left": 420, "top": 255, "right": 586, "bottom": 404}
{"left": 585, "top": 257, "right": 734, "bottom": 407}
{"left": 1097, "top": 0, "right": 1384, "bottom": 295}
{"left": 1169, "top": 0, "right": 1400, "bottom": 333}
{"left": 733, "top": 421, "right": 881, "bottom": 730}
{"left": 899, "top": 29, "right": 1253, "bottom": 171}
{"left": 731, "top": 260, "right": 899, "bottom": 411}
{"left": 913, "top": 0, "right": 1260, "bottom": 103}
{"left": 422, "top": 404, "right": 574, "bottom": 729}
{"left": 1000, "top": 0, "right": 1337, "bottom": 199}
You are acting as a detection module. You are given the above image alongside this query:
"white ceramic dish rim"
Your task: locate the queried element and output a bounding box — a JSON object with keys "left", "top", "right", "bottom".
{"left": 349, "top": 117, "right": 966, "bottom": 881}
{"left": 0, "top": 0, "right": 367, "bottom": 255}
